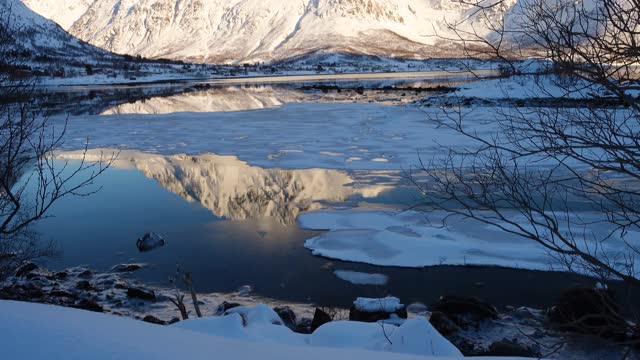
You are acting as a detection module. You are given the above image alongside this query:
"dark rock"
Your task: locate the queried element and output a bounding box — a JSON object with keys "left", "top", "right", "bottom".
{"left": 73, "top": 299, "right": 103, "bottom": 313}
{"left": 25, "top": 273, "right": 44, "bottom": 280}
{"left": 547, "top": 288, "right": 626, "bottom": 338}
{"left": 111, "top": 264, "right": 144, "bottom": 272}
{"left": 215, "top": 301, "right": 241, "bottom": 315}
{"left": 480, "top": 339, "right": 539, "bottom": 357}
{"left": 168, "top": 317, "right": 181, "bottom": 325}
{"left": 50, "top": 290, "right": 77, "bottom": 299}
{"left": 15, "top": 262, "right": 38, "bottom": 277}
{"left": 455, "top": 339, "right": 481, "bottom": 356}
{"left": 15, "top": 283, "right": 44, "bottom": 299}
{"left": 78, "top": 269, "right": 93, "bottom": 279}
{"left": 113, "top": 281, "right": 128, "bottom": 289}
{"left": 294, "top": 318, "right": 313, "bottom": 334}
{"left": 631, "top": 325, "right": 640, "bottom": 349}
{"left": 143, "top": 315, "right": 166, "bottom": 325}
{"left": 127, "top": 287, "right": 156, "bottom": 301}
{"left": 310, "top": 308, "right": 332, "bottom": 332}
{"left": 431, "top": 296, "right": 498, "bottom": 326}
{"left": 136, "top": 233, "right": 165, "bottom": 252}
{"left": 76, "top": 280, "right": 95, "bottom": 291}
{"left": 274, "top": 306, "right": 297, "bottom": 331}
{"left": 54, "top": 271, "right": 68, "bottom": 280}
{"left": 429, "top": 311, "right": 461, "bottom": 336}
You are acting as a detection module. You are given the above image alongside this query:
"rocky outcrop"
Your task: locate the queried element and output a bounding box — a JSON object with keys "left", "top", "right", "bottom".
{"left": 310, "top": 308, "right": 332, "bottom": 332}
{"left": 111, "top": 264, "right": 145, "bottom": 272}
{"left": 274, "top": 306, "right": 297, "bottom": 331}
{"left": 126, "top": 287, "right": 156, "bottom": 301}
{"left": 431, "top": 296, "right": 498, "bottom": 327}
{"left": 479, "top": 339, "right": 538, "bottom": 357}
{"left": 15, "top": 262, "right": 39, "bottom": 277}
{"left": 547, "top": 287, "right": 626, "bottom": 338}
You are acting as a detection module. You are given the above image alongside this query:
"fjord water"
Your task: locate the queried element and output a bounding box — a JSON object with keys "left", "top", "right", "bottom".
{"left": 33, "top": 73, "right": 596, "bottom": 309}
{"left": 36, "top": 153, "right": 591, "bottom": 309}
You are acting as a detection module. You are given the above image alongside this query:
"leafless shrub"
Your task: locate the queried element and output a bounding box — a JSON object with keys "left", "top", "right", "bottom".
{"left": 415, "top": 0, "right": 640, "bottom": 348}
{"left": 168, "top": 267, "right": 189, "bottom": 320}
{"left": 0, "top": 7, "right": 114, "bottom": 279}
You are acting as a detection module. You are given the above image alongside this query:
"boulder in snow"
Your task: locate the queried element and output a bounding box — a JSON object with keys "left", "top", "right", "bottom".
{"left": 274, "top": 306, "right": 297, "bottom": 331}
{"left": 127, "top": 286, "right": 156, "bottom": 301}
{"left": 136, "top": 233, "right": 165, "bottom": 252}
{"left": 310, "top": 308, "right": 332, "bottom": 332}
{"left": 431, "top": 296, "right": 497, "bottom": 326}
{"left": 349, "top": 297, "right": 407, "bottom": 323}
{"left": 75, "top": 280, "right": 95, "bottom": 291}
{"left": 548, "top": 287, "right": 625, "bottom": 338}
{"left": 428, "top": 311, "right": 461, "bottom": 336}
{"left": 15, "top": 262, "right": 38, "bottom": 277}
{"left": 479, "top": 339, "right": 539, "bottom": 357}
{"left": 111, "top": 263, "right": 145, "bottom": 272}
{"left": 72, "top": 299, "right": 103, "bottom": 313}
{"left": 215, "top": 301, "right": 241, "bottom": 316}
{"left": 143, "top": 315, "right": 167, "bottom": 325}
{"left": 224, "top": 304, "right": 283, "bottom": 327}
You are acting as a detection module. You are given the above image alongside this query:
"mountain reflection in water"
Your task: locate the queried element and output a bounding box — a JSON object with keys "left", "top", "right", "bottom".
{"left": 57, "top": 150, "right": 397, "bottom": 224}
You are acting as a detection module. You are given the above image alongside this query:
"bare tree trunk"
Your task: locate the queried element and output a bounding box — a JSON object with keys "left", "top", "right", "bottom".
{"left": 183, "top": 272, "right": 202, "bottom": 318}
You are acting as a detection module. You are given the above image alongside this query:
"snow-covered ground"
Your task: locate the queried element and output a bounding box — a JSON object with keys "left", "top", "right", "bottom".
{"left": 1, "top": 300, "right": 533, "bottom": 359}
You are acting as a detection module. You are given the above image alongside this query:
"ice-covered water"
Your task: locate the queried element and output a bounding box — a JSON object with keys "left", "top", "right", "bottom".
{"left": 31, "top": 74, "right": 609, "bottom": 308}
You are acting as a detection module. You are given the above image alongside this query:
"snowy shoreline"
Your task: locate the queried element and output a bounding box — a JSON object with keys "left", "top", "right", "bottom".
{"left": 40, "top": 69, "right": 498, "bottom": 88}
{"left": 1, "top": 263, "right": 631, "bottom": 359}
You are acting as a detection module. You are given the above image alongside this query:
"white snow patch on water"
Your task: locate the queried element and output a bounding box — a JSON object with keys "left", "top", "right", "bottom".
{"left": 334, "top": 270, "right": 389, "bottom": 285}
{"left": 299, "top": 209, "right": 640, "bottom": 275}
{"left": 299, "top": 209, "right": 556, "bottom": 270}
{"left": 60, "top": 102, "right": 495, "bottom": 170}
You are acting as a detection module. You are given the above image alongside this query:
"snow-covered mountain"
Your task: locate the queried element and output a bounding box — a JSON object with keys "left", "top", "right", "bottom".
{"left": 21, "top": 0, "right": 517, "bottom": 64}
{"left": 2, "top": 0, "right": 114, "bottom": 62}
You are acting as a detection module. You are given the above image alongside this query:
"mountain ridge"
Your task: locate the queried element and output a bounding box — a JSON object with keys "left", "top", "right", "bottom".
{"left": 21, "top": 0, "right": 518, "bottom": 64}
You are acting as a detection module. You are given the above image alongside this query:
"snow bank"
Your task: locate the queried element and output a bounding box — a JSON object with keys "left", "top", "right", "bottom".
{"left": 334, "top": 270, "right": 389, "bottom": 286}
{"left": 0, "top": 301, "right": 534, "bottom": 359}
{"left": 389, "top": 318, "right": 463, "bottom": 357}
{"left": 173, "top": 304, "right": 307, "bottom": 347}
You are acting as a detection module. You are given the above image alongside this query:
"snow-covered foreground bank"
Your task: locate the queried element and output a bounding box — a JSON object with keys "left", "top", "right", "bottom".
{"left": 299, "top": 209, "right": 639, "bottom": 273}
{"left": 0, "top": 301, "right": 529, "bottom": 360}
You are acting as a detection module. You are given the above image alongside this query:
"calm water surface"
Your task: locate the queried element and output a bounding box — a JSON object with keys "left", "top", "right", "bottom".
{"left": 36, "top": 155, "right": 595, "bottom": 309}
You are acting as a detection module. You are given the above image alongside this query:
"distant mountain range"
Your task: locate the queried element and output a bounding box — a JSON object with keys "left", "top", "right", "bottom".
{"left": 21, "top": 0, "right": 519, "bottom": 64}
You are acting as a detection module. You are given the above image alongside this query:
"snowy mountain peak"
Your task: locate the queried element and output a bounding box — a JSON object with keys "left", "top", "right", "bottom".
{"left": 20, "top": 0, "right": 519, "bottom": 63}
{"left": 316, "top": 0, "right": 404, "bottom": 22}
